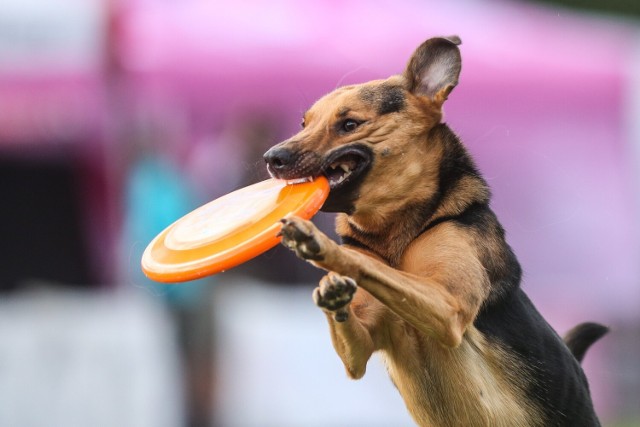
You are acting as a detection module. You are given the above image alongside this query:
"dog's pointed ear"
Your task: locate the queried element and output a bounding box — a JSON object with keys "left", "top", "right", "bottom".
{"left": 404, "top": 36, "right": 462, "bottom": 105}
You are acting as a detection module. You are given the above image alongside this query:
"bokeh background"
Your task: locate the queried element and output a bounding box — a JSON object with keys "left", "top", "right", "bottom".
{"left": 1, "top": 0, "right": 639, "bottom": 426}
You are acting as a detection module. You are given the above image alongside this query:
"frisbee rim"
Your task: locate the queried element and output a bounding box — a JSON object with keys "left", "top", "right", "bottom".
{"left": 141, "top": 177, "right": 329, "bottom": 283}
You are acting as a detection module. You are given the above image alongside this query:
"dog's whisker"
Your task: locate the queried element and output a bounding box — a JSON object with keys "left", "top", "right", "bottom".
{"left": 334, "top": 66, "right": 367, "bottom": 89}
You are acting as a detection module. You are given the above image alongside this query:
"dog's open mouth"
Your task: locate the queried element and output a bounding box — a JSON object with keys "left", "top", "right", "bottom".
{"left": 322, "top": 146, "right": 372, "bottom": 190}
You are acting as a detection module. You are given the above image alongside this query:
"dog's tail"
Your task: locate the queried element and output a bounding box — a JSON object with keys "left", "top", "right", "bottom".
{"left": 563, "top": 322, "right": 609, "bottom": 363}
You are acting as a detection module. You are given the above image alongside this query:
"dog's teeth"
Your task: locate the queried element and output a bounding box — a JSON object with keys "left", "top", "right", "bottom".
{"left": 285, "top": 176, "right": 314, "bottom": 185}
{"left": 340, "top": 164, "right": 351, "bottom": 173}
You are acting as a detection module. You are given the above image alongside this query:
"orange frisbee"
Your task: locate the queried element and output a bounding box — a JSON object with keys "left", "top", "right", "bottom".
{"left": 141, "top": 177, "right": 329, "bottom": 283}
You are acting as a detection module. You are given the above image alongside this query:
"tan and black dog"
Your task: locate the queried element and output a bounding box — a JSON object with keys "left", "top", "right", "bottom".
{"left": 264, "top": 36, "right": 608, "bottom": 427}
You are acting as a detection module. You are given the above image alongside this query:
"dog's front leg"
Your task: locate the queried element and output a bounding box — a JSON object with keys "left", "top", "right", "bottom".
{"left": 280, "top": 216, "right": 482, "bottom": 348}
{"left": 313, "top": 272, "right": 378, "bottom": 379}
{"left": 277, "top": 217, "right": 383, "bottom": 377}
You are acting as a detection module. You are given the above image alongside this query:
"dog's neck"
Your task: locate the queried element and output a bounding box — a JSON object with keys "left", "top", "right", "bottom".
{"left": 336, "top": 124, "right": 490, "bottom": 266}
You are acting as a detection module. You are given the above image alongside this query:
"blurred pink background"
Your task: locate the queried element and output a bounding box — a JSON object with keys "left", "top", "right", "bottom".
{"left": 0, "top": 0, "right": 638, "bottom": 426}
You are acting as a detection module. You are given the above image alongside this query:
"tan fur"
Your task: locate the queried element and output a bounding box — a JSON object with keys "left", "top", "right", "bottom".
{"left": 270, "top": 38, "right": 546, "bottom": 426}
{"left": 282, "top": 217, "right": 542, "bottom": 426}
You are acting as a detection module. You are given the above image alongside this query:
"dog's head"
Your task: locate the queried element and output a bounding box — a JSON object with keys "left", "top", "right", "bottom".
{"left": 264, "top": 36, "right": 462, "bottom": 216}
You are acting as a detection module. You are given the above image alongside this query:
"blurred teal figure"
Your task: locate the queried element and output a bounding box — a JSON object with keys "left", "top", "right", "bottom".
{"left": 123, "top": 154, "right": 208, "bottom": 305}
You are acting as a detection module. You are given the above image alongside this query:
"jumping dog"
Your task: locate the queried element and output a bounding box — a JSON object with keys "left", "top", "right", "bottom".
{"left": 264, "top": 36, "right": 608, "bottom": 427}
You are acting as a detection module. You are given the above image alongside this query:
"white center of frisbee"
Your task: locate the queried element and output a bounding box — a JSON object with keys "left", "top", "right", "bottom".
{"left": 164, "top": 180, "right": 288, "bottom": 250}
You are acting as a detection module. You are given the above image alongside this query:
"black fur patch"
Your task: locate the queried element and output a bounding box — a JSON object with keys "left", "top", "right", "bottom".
{"left": 434, "top": 124, "right": 485, "bottom": 201}
{"left": 340, "top": 235, "right": 371, "bottom": 251}
{"left": 475, "top": 289, "right": 601, "bottom": 426}
{"left": 378, "top": 85, "right": 406, "bottom": 115}
{"left": 359, "top": 84, "right": 406, "bottom": 115}
{"left": 454, "top": 205, "right": 522, "bottom": 302}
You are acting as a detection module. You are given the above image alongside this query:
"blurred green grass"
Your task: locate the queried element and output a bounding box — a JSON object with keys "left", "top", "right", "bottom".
{"left": 609, "top": 419, "right": 640, "bottom": 427}
{"left": 529, "top": 0, "right": 640, "bottom": 19}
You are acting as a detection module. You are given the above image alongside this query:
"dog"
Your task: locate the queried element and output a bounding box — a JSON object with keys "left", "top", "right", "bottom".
{"left": 263, "top": 36, "right": 608, "bottom": 427}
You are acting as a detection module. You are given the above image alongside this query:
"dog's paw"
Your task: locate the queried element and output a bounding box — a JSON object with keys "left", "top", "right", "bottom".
{"left": 313, "top": 272, "right": 357, "bottom": 321}
{"left": 278, "top": 216, "right": 324, "bottom": 261}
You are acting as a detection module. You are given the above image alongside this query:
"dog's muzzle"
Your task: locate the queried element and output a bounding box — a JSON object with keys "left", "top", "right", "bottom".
{"left": 263, "top": 146, "right": 320, "bottom": 181}
{"left": 264, "top": 143, "right": 373, "bottom": 191}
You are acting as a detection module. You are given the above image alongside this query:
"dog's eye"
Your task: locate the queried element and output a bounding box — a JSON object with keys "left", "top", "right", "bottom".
{"left": 341, "top": 119, "right": 359, "bottom": 133}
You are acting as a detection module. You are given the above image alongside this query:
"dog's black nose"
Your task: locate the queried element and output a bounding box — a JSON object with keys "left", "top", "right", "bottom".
{"left": 264, "top": 146, "right": 294, "bottom": 171}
